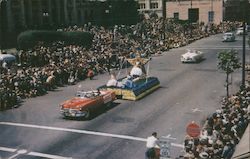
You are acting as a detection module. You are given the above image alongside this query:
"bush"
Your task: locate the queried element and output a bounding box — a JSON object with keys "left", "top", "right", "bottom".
{"left": 17, "top": 30, "right": 93, "bottom": 50}
{"left": 62, "top": 32, "right": 93, "bottom": 48}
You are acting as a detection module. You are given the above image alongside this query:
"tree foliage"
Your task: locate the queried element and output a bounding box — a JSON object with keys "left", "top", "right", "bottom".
{"left": 217, "top": 49, "right": 241, "bottom": 97}
{"left": 217, "top": 50, "right": 241, "bottom": 74}
{"left": 105, "top": 0, "right": 140, "bottom": 26}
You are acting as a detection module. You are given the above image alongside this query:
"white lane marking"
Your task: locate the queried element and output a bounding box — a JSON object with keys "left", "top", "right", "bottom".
{"left": 0, "top": 122, "right": 146, "bottom": 142}
{"left": 0, "top": 147, "right": 16, "bottom": 152}
{"left": 186, "top": 47, "right": 250, "bottom": 50}
{"left": 17, "top": 149, "right": 27, "bottom": 154}
{"left": 8, "top": 154, "right": 20, "bottom": 159}
{"left": 192, "top": 108, "right": 202, "bottom": 113}
{"left": 0, "top": 146, "right": 72, "bottom": 159}
{"left": 171, "top": 143, "right": 184, "bottom": 148}
{"left": 28, "top": 151, "right": 73, "bottom": 159}
{"left": 161, "top": 134, "right": 177, "bottom": 140}
{"left": 0, "top": 122, "right": 184, "bottom": 148}
{"left": 8, "top": 150, "right": 27, "bottom": 159}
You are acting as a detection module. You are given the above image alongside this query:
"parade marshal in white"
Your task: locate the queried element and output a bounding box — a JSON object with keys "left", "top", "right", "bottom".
{"left": 145, "top": 132, "right": 160, "bottom": 159}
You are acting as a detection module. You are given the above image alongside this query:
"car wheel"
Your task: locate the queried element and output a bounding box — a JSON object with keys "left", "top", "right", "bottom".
{"left": 84, "top": 109, "right": 91, "bottom": 119}
{"left": 106, "top": 101, "right": 113, "bottom": 107}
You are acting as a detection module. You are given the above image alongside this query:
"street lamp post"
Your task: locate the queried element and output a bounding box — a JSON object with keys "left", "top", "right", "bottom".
{"left": 42, "top": 12, "right": 49, "bottom": 29}
{"left": 241, "top": 0, "right": 247, "bottom": 88}
{"left": 0, "top": 0, "right": 6, "bottom": 54}
{"left": 162, "top": 0, "right": 166, "bottom": 40}
{"left": 0, "top": 0, "right": 3, "bottom": 53}
{"left": 242, "top": 22, "right": 246, "bottom": 87}
{"left": 104, "top": 4, "right": 112, "bottom": 27}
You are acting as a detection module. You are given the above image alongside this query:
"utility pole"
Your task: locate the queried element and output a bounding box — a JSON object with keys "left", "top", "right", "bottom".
{"left": 162, "top": 0, "right": 166, "bottom": 19}
{"left": 242, "top": 0, "right": 246, "bottom": 88}
{"left": 162, "top": 0, "right": 166, "bottom": 40}
{"left": 0, "top": 0, "right": 4, "bottom": 54}
{"left": 242, "top": 21, "right": 246, "bottom": 87}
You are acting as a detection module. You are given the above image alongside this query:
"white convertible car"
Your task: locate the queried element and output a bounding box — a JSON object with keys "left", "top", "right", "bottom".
{"left": 181, "top": 49, "right": 204, "bottom": 63}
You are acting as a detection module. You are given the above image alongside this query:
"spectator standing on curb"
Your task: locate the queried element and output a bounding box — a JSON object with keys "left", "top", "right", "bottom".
{"left": 145, "top": 132, "right": 159, "bottom": 159}
{"left": 87, "top": 68, "right": 94, "bottom": 80}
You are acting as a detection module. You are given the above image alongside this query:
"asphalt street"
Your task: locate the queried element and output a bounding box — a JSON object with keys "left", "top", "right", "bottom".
{"left": 0, "top": 34, "right": 248, "bottom": 159}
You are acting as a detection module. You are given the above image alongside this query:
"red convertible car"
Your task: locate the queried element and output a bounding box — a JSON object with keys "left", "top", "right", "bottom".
{"left": 60, "top": 90, "right": 116, "bottom": 119}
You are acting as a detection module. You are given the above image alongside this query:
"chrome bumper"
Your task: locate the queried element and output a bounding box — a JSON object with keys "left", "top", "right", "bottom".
{"left": 60, "top": 108, "right": 87, "bottom": 117}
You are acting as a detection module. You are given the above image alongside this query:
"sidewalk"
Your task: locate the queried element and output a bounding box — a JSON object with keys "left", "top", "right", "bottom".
{"left": 232, "top": 124, "right": 250, "bottom": 159}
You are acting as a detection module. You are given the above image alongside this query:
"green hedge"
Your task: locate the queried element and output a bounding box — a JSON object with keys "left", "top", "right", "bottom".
{"left": 17, "top": 30, "right": 93, "bottom": 50}
{"left": 62, "top": 31, "right": 93, "bottom": 47}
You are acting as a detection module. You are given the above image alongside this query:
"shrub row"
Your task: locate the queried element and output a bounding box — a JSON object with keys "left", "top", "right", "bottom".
{"left": 17, "top": 30, "right": 93, "bottom": 50}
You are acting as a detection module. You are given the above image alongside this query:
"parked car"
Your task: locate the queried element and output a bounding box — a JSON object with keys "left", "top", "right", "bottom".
{"left": 60, "top": 90, "right": 116, "bottom": 119}
{"left": 222, "top": 32, "right": 235, "bottom": 42}
{"left": 236, "top": 27, "right": 248, "bottom": 35}
{"left": 181, "top": 49, "right": 204, "bottom": 63}
{"left": 0, "top": 53, "right": 16, "bottom": 63}
{"left": 0, "top": 53, "right": 16, "bottom": 68}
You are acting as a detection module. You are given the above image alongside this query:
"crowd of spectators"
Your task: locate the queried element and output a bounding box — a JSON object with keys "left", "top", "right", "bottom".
{"left": 0, "top": 18, "right": 241, "bottom": 110}
{"left": 183, "top": 87, "right": 250, "bottom": 159}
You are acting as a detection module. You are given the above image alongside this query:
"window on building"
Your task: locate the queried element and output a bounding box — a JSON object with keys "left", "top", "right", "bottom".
{"left": 174, "top": 12, "right": 179, "bottom": 19}
{"left": 208, "top": 11, "right": 214, "bottom": 22}
{"left": 11, "top": 0, "right": 19, "bottom": 6}
{"left": 188, "top": 8, "right": 199, "bottom": 23}
{"left": 150, "top": 2, "right": 158, "bottom": 9}
{"left": 78, "top": 10, "right": 82, "bottom": 23}
{"left": 139, "top": 3, "right": 146, "bottom": 9}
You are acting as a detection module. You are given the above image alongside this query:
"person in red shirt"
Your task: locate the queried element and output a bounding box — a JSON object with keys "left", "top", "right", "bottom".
{"left": 87, "top": 69, "right": 94, "bottom": 80}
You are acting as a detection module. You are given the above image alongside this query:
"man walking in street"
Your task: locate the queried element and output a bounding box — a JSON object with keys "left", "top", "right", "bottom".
{"left": 145, "top": 132, "right": 160, "bottom": 159}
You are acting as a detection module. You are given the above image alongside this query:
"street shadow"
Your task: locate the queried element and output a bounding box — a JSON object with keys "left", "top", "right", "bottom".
{"left": 158, "top": 86, "right": 168, "bottom": 89}
{"left": 63, "top": 102, "right": 120, "bottom": 121}
{"left": 181, "top": 58, "right": 206, "bottom": 64}
{"left": 194, "top": 68, "right": 217, "bottom": 72}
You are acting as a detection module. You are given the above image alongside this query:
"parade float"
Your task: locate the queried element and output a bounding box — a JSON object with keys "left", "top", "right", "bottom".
{"left": 98, "top": 56, "right": 160, "bottom": 100}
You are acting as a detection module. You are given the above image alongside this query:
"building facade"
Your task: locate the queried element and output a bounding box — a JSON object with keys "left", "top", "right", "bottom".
{"left": 0, "top": 0, "right": 105, "bottom": 33}
{"left": 166, "top": 0, "right": 223, "bottom": 24}
{"left": 224, "top": 0, "right": 250, "bottom": 23}
{"left": 137, "top": 0, "right": 163, "bottom": 18}
{"left": 0, "top": 0, "right": 107, "bottom": 48}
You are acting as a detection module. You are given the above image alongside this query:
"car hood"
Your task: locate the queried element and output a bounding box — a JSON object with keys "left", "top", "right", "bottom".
{"left": 182, "top": 52, "right": 198, "bottom": 58}
{"left": 61, "top": 97, "right": 94, "bottom": 109}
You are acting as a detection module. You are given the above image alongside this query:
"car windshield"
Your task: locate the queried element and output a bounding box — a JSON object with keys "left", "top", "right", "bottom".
{"left": 224, "top": 33, "right": 233, "bottom": 37}
{"left": 76, "top": 91, "right": 100, "bottom": 98}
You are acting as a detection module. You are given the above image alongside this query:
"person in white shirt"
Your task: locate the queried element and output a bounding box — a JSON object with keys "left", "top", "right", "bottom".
{"left": 145, "top": 132, "right": 159, "bottom": 159}
{"left": 130, "top": 62, "right": 142, "bottom": 78}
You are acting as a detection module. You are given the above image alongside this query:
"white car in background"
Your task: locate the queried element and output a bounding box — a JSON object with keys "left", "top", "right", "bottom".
{"left": 181, "top": 49, "right": 204, "bottom": 63}
{"left": 222, "top": 32, "right": 235, "bottom": 42}
{"left": 236, "top": 27, "right": 248, "bottom": 35}
{"left": 0, "top": 53, "right": 16, "bottom": 63}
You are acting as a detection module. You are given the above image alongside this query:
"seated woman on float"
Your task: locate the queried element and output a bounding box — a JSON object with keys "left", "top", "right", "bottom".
{"left": 106, "top": 61, "right": 145, "bottom": 88}
{"left": 106, "top": 73, "right": 136, "bottom": 89}
{"left": 130, "top": 61, "right": 143, "bottom": 78}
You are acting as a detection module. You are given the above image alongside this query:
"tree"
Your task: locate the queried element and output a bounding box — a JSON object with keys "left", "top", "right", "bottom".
{"left": 105, "top": 0, "right": 139, "bottom": 26}
{"left": 224, "top": 0, "right": 250, "bottom": 24}
{"left": 217, "top": 50, "right": 241, "bottom": 97}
